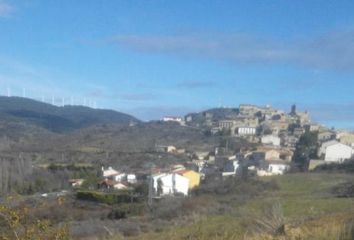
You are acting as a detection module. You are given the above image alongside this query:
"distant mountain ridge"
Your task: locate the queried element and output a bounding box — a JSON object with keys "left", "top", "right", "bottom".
{"left": 0, "top": 97, "right": 139, "bottom": 133}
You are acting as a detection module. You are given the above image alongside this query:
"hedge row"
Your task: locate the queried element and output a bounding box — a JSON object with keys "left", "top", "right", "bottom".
{"left": 76, "top": 191, "right": 139, "bottom": 205}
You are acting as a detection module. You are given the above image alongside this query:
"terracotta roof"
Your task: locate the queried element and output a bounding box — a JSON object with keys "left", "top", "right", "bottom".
{"left": 173, "top": 169, "right": 190, "bottom": 175}
{"left": 99, "top": 179, "right": 116, "bottom": 186}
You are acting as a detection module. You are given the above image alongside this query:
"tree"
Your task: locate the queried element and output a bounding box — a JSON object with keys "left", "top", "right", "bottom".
{"left": 80, "top": 173, "right": 99, "bottom": 190}
{"left": 293, "top": 131, "right": 318, "bottom": 171}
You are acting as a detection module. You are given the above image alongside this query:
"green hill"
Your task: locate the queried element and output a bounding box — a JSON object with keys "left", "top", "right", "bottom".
{"left": 0, "top": 96, "right": 139, "bottom": 133}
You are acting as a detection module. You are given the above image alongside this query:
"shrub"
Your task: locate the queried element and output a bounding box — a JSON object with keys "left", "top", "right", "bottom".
{"left": 0, "top": 204, "right": 69, "bottom": 240}
{"left": 76, "top": 191, "right": 138, "bottom": 205}
{"left": 314, "top": 159, "right": 354, "bottom": 173}
{"left": 252, "top": 203, "right": 286, "bottom": 236}
{"left": 332, "top": 182, "right": 354, "bottom": 198}
{"left": 108, "top": 204, "right": 145, "bottom": 219}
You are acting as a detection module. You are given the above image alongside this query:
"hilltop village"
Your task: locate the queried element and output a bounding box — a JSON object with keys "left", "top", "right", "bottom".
{"left": 2, "top": 101, "right": 354, "bottom": 239}
{"left": 85, "top": 104, "right": 354, "bottom": 198}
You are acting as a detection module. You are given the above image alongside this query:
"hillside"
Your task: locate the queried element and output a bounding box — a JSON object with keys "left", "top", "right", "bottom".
{"left": 0, "top": 97, "right": 139, "bottom": 133}
{"left": 109, "top": 173, "right": 354, "bottom": 240}
{"left": 50, "top": 121, "right": 220, "bottom": 152}
{"left": 10, "top": 122, "right": 223, "bottom": 170}
{"left": 185, "top": 107, "right": 239, "bottom": 127}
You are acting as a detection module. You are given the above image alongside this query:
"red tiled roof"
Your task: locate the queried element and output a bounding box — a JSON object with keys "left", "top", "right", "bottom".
{"left": 173, "top": 169, "right": 192, "bottom": 175}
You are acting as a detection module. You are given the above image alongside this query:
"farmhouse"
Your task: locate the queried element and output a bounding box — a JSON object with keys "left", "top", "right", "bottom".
{"left": 257, "top": 161, "right": 290, "bottom": 176}
{"left": 318, "top": 140, "right": 354, "bottom": 162}
{"left": 152, "top": 173, "right": 189, "bottom": 197}
{"left": 173, "top": 169, "right": 201, "bottom": 189}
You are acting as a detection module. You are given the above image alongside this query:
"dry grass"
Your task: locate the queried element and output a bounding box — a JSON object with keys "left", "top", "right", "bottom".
{"left": 248, "top": 212, "right": 354, "bottom": 240}
{"left": 105, "top": 173, "right": 354, "bottom": 240}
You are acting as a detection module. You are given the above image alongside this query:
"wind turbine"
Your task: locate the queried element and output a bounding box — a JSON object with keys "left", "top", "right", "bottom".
{"left": 7, "top": 87, "right": 11, "bottom": 97}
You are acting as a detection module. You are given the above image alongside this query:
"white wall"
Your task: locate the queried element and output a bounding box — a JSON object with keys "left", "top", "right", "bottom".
{"left": 268, "top": 164, "right": 289, "bottom": 175}
{"left": 238, "top": 127, "right": 256, "bottom": 135}
{"left": 261, "top": 135, "right": 281, "bottom": 146}
{"left": 153, "top": 174, "right": 189, "bottom": 196}
{"left": 325, "top": 143, "right": 354, "bottom": 162}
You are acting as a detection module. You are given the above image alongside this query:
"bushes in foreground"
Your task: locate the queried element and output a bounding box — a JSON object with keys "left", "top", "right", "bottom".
{"left": 76, "top": 191, "right": 139, "bottom": 205}
{"left": 0, "top": 204, "right": 69, "bottom": 240}
{"left": 314, "top": 159, "right": 354, "bottom": 173}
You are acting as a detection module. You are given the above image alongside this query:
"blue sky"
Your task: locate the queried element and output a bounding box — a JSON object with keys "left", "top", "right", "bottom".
{"left": 1, "top": 1, "right": 354, "bottom": 128}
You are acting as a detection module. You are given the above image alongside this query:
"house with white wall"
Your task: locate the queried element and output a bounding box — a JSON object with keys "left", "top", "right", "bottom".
{"left": 102, "top": 167, "right": 119, "bottom": 178}
{"left": 257, "top": 161, "right": 290, "bottom": 176}
{"left": 102, "top": 166, "right": 136, "bottom": 183}
{"left": 261, "top": 135, "right": 281, "bottom": 146}
{"left": 152, "top": 173, "right": 189, "bottom": 197}
{"left": 162, "top": 116, "right": 183, "bottom": 124}
{"left": 318, "top": 140, "right": 354, "bottom": 162}
{"left": 237, "top": 127, "right": 257, "bottom": 136}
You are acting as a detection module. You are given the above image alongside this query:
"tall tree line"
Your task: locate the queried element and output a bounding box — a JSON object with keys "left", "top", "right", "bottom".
{"left": 0, "top": 156, "right": 32, "bottom": 194}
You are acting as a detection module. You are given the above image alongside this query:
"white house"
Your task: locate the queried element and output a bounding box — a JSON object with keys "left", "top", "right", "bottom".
{"left": 237, "top": 127, "right": 257, "bottom": 136}
{"left": 319, "top": 141, "right": 354, "bottom": 162}
{"left": 127, "top": 174, "right": 137, "bottom": 184}
{"left": 113, "top": 173, "right": 127, "bottom": 182}
{"left": 152, "top": 173, "right": 189, "bottom": 197}
{"left": 102, "top": 167, "right": 130, "bottom": 182}
{"left": 162, "top": 116, "right": 183, "bottom": 123}
{"left": 102, "top": 167, "right": 119, "bottom": 178}
{"left": 318, "top": 141, "right": 354, "bottom": 162}
{"left": 257, "top": 161, "right": 290, "bottom": 176}
{"left": 261, "top": 135, "right": 281, "bottom": 146}
{"left": 268, "top": 161, "right": 290, "bottom": 175}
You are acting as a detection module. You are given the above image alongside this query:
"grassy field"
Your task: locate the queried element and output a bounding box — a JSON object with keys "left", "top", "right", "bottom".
{"left": 111, "top": 173, "right": 354, "bottom": 240}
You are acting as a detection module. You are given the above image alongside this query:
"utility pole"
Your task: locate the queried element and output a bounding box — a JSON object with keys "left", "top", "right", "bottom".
{"left": 148, "top": 167, "right": 153, "bottom": 210}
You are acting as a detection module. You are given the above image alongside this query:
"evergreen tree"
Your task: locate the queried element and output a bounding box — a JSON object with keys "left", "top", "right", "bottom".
{"left": 293, "top": 131, "right": 319, "bottom": 171}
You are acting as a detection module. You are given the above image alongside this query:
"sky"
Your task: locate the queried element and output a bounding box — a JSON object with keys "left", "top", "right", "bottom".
{"left": 1, "top": 1, "right": 354, "bottom": 128}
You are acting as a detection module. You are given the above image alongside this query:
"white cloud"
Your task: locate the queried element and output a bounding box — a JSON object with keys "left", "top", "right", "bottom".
{"left": 0, "top": 1, "right": 13, "bottom": 17}
{"left": 111, "top": 30, "right": 354, "bottom": 71}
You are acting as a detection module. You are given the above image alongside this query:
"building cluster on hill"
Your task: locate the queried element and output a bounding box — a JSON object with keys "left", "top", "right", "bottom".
{"left": 182, "top": 104, "right": 354, "bottom": 178}
{"left": 71, "top": 104, "right": 354, "bottom": 199}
